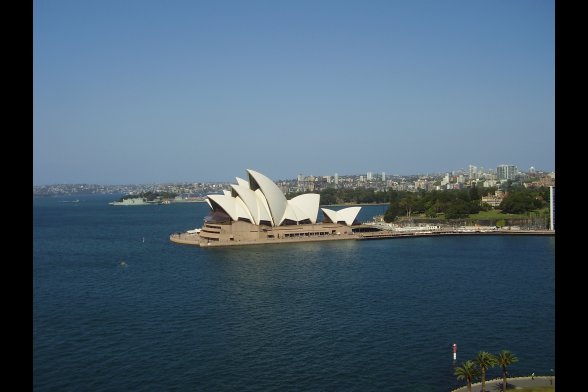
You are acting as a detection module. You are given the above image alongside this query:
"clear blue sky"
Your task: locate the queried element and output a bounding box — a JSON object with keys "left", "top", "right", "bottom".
{"left": 33, "top": 0, "right": 554, "bottom": 185}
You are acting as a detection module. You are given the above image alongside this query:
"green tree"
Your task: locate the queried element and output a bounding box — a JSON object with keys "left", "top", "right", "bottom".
{"left": 469, "top": 184, "right": 481, "bottom": 201}
{"left": 479, "top": 202, "right": 492, "bottom": 211}
{"left": 388, "top": 190, "right": 400, "bottom": 204}
{"left": 468, "top": 199, "right": 482, "bottom": 215}
{"left": 457, "top": 189, "right": 471, "bottom": 202}
{"left": 475, "top": 351, "right": 498, "bottom": 392}
{"left": 399, "top": 195, "right": 417, "bottom": 217}
{"left": 480, "top": 186, "right": 497, "bottom": 197}
{"left": 538, "top": 186, "right": 550, "bottom": 204}
{"left": 358, "top": 189, "right": 376, "bottom": 203}
{"left": 384, "top": 203, "right": 401, "bottom": 222}
{"left": 320, "top": 188, "right": 338, "bottom": 205}
{"left": 454, "top": 360, "right": 479, "bottom": 392}
{"left": 425, "top": 207, "right": 437, "bottom": 218}
{"left": 499, "top": 189, "right": 544, "bottom": 214}
{"left": 383, "top": 190, "right": 402, "bottom": 222}
{"left": 445, "top": 199, "right": 471, "bottom": 219}
{"left": 497, "top": 350, "right": 518, "bottom": 392}
{"left": 412, "top": 193, "right": 426, "bottom": 214}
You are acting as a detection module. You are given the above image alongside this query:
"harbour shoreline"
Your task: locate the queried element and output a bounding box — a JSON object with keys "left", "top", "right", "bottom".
{"left": 170, "top": 228, "right": 554, "bottom": 247}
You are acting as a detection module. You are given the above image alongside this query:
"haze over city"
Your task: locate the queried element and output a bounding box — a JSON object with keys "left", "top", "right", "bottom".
{"left": 33, "top": 0, "right": 554, "bottom": 185}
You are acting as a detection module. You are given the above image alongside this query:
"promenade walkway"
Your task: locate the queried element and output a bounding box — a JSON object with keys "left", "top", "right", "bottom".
{"left": 170, "top": 227, "right": 554, "bottom": 247}
{"left": 452, "top": 376, "right": 555, "bottom": 392}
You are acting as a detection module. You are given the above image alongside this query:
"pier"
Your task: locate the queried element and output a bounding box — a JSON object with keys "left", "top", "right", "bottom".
{"left": 356, "top": 227, "right": 554, "bottom": 240}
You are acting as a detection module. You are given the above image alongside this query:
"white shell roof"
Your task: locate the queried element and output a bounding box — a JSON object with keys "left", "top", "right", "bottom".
{"left": 282, "top": 202, "right": 306, "bottom": 223}
{"left": 208, "top": 194, "right": 239, "bottom": 221}
{"left": 208, "top": 194, "right": 253, "bottom": 222}
{"left": 247, "top": 169, "right": 288, "bottom": 226}
{"left": 290, "top": 194, "right": 320, "bottom": 224}
{"left": 231, "top": 184, "right": 272, "bottom": 225}
{"left": 205, "top": 169, "right": 353, "bottom": 227}
{"left": 321, "top": 206, "right": 361, "bottom": 226}
{"left": 235, "top": 177, "right": 249, "bottom": 187}
{"left": 254, "top": 189, "right": 273, "bottom": 223}
{"left": 321, "top": 208, "right": 338, "bottom": 225}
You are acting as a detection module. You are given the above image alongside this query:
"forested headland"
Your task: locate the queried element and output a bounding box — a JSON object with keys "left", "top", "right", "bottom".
{"left": 288, "top": 185, "right": 551, "bottom": 226}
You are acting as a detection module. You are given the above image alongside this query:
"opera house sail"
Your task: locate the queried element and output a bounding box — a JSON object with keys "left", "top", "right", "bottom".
{"left": 170, "top": 169, "right": 364, "bottom": 247}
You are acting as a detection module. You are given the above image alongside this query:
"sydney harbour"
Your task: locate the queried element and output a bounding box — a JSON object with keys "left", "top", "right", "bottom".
{"left": 34, "top": 0, "right": 554, "bottom": 389}
{"left": 33, "top": 196, "right": 554, "bottom": 391}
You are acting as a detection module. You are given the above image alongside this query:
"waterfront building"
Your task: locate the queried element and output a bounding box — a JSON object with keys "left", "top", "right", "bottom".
{"left": 172, "top": 169, "right": 363, "bottom": 247}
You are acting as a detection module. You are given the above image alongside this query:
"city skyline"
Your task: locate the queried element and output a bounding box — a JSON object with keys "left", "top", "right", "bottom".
{"left": 33, "top": 162, "right": 553, "bottom": 188}
{"left": 34, "top": 0, "right": 554, "bottom": 185}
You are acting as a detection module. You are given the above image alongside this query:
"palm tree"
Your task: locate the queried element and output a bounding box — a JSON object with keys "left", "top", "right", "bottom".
{"left": 497, "top": 350, "right": 518, "bottom": 391}
{"left": 454, "top": 360, "right": 479, "bottom": 392}
{"left": 475, "top": 351, "right": 498, "bottom": 392}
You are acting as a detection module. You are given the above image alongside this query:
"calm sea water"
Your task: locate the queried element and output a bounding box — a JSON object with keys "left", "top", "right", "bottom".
{"left": 33, "top": 195, "right": 555, "bottom": 391}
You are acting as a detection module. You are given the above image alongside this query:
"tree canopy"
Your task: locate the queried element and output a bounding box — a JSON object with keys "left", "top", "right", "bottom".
{"left": 287, "top": 184, "right": 551, "bottom": 223}
{"left": 499, "top": 188, "right": 547, "bottom": 214}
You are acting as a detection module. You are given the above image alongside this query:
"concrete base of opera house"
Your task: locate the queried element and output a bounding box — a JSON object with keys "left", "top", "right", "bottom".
{"left": 170, "top": 231, "right": 357, "bottom": 247}
{"left": 169, "top": 221, "right": 358, "bottom": 247}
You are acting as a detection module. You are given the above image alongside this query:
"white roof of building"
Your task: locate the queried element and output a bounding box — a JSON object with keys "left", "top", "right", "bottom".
{"left": 321, "top": 206, "right": 361, "bottom": 226}
{"left": 205, "top": 169, "right": 360, "bottom": 227}
{"left": 247, "top": 169, "right": 288, "bottom": 226}
{"left": 230, "top": 184, "right": 272, "bottom": 225}
{"left": 208, "top": 194, "right": 253, "bottom": 223}
{"left": 289, "top": 193, "right": 320, "bottom": 224}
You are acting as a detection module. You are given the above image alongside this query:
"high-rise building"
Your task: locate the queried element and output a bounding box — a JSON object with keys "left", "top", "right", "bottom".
{"left": 334, "top": 173, "right": 339, "bottom": 185}
{"left": 441, "top": 173, "right": 450, "bottom": 186}
{"left": 496, "top": 164, "right": 518, "bottom": 181}
{"left": 468, "top": 164, "right": 477, "bottom": 179}
{"left": 550, "top": 186, "right": 555, "bottom": 231}
{"left": 381, "top": 171, "right": 386, "bottom": 181}
{"left": 367, "top": 172, "right": 372, "bottom": 181}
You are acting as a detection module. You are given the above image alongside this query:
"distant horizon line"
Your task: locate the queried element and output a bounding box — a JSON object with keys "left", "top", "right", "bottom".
{"left": 33, "top": 167, "right": 555, "bottom": 187}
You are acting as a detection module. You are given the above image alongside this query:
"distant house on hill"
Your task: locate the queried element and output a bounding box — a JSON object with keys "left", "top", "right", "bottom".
{"left": 481, "top": 190, "right": 505, "bottom": 207}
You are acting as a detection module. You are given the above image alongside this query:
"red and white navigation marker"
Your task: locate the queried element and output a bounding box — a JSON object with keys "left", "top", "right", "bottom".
{"left": 453, "top": 343, "right": 457, "bottom": 360}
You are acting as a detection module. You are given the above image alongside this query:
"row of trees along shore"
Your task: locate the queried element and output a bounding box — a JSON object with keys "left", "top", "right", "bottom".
{"left": 288, "top": 185, "right": 550, "bottom": 226}
{"left": 454, "top": 350, "right": 518, "bottom": 392}
{"left": 117, "top": 191, "right": 178, "bottom": 202}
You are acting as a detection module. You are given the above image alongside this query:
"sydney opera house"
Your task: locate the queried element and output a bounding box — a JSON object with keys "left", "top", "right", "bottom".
{"left": 170, "top": 169, "right": 366, "bottom": 247}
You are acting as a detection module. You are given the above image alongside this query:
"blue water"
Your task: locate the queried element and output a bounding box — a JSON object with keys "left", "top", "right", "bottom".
{"left": 33, "top": 195, "right": 555, "bottom": 391}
